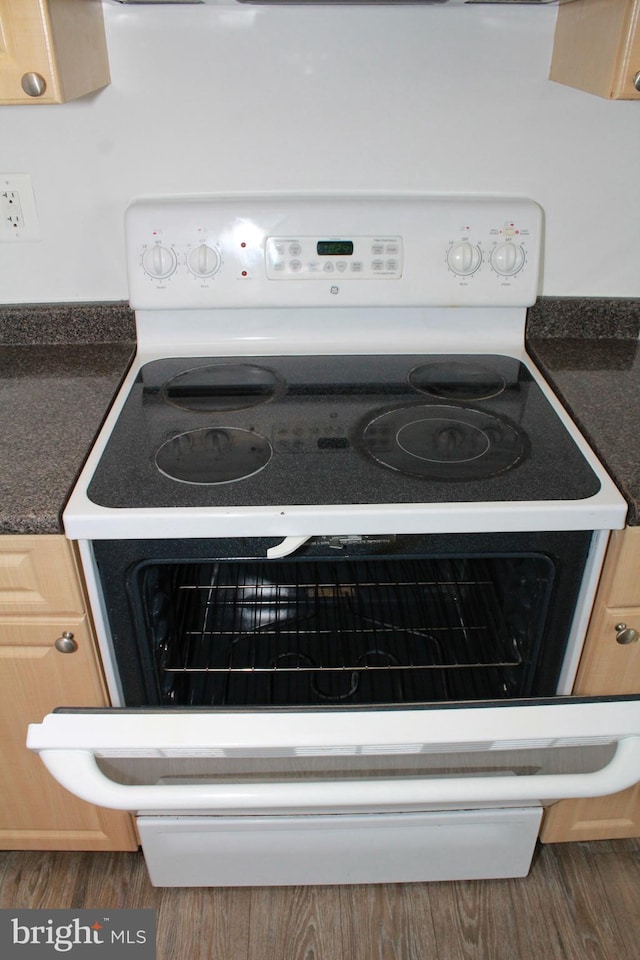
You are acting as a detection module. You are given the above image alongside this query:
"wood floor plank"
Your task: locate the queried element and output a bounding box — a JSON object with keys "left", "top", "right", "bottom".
{"left": 0, "top": 850, "right": 61, "bottom": 909}
{"left": 339, "top": 882, "right": 438, "bottom": 960}
{"left": 519, "top": 844, "right": 623, "bottom": 960}
{"left": 427, "top": 876, "right": 527, "bottom": 960}
{"left": 157, "top": 886, "right": 252, "bottom": 960}
{"left": 247, "top": 884, "right": 342, "bottom": 960}
{"left": 545, "top": 841, "right": 631, "bottom": 960}
{"left": 67, "top": 851, "right": 160, "bottom": 909}
{"left": 424, "top": 841, "right": 633, "bottom": 960}
{"left": 588, "top": 840, "right": 640, "bottom": 959}
{"left": 508, "top": 844, "right": 618, "bottom": 960}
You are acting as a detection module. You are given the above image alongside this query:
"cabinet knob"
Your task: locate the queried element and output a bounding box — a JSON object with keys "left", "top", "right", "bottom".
{"left": 615, "top": 622, "right": 639, "bottom": 645}
{"left": 54, "top": 631, "right": 78, "bottom": 654}
{"left": 21, "top": 73, "right": 47, "bottom": 98}
{"left": 634, "top": 71, "right": 640, "bottom": 93}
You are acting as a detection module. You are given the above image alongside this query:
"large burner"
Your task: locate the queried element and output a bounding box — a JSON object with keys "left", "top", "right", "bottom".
{"left": 155, "top": 427, "right": 272, "bottom": 485}
{"left": 163, "top": 363, "right": 285, "bottom": 412}
{"left": 362, "top": 404, "right": 527, "bottom": 481}
{"left": 408, "top": 360, "right": 507, "bottom": 401}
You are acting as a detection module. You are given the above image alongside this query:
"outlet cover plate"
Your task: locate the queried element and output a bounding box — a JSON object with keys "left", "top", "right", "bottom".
{"left": 0, "top": 174, "right": 41, "bottom": 242}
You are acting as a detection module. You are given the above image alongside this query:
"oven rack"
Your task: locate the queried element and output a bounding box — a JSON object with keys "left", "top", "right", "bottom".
{"left": 164, "top": 559, "right": 527, "bottom": 681}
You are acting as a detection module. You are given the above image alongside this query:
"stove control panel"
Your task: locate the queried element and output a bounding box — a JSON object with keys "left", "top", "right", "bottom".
{"left": 265, "top": 236, "right": 403, "bottom": 280}
{"left": 126, "top": 195, "right": 542, "bottom": 310}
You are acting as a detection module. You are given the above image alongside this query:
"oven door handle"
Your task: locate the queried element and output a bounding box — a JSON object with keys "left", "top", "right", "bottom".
{"left": 37, "top": 737, "right": 640, "bottom": 813}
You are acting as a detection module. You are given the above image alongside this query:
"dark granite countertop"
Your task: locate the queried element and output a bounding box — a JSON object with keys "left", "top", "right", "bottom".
{"left": 527, "top": 297, "right": 640, "bottom": 526}
{"left": 0, "top": 297, "right": 638, "bottom": 534}
{"left": 528, "top": 337, "right": 640, "bottom": 525}
{"left": 0, "top": 304, "right": 135, "bottom": 535}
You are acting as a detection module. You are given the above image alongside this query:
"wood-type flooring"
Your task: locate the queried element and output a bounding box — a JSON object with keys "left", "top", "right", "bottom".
{"left": 1, "top": 839, "right": 639, "bottom": 959}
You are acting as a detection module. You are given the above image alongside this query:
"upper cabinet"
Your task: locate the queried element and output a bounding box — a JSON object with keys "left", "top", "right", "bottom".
{"left": 0, "top": 0, "right": 110, "bottom": 104}
{"left": 550, "top": 0, "right": 640, "bottom": 99}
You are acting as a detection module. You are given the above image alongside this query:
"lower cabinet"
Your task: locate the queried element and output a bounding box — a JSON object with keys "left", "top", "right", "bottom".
{"left": 541, "top": 527, "right": 640, "bottom": 842}
{"left": 0, "top": 535, "right": 137, "bottom": 851}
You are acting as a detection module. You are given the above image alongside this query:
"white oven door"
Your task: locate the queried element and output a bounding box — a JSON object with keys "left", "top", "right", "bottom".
{"left": 28, "top": 698, "right": 640, "bottom": 814}
{"left": 28, "top": 699, "right": 640, "bottom": 886}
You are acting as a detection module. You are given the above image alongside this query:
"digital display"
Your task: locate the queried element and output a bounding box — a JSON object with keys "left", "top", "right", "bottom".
{"left": 317, "top": 240, "right": 354, "bottom": 257}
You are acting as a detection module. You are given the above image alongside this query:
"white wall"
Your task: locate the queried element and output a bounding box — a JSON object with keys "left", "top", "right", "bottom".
{"left": 1, "top": 2, "right": 639, "bottom": 304}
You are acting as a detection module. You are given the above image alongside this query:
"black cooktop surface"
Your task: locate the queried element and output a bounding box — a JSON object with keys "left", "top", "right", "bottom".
{"left": 87, "top": 354, "right": 601, "bottom": 509}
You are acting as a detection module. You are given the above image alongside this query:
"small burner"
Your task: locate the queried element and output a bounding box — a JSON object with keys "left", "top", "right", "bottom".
{"left": 163, "top": 363, "right": 285, "bottom": 412}
{"left": 155, "top": 427, "right": 272, "bottom": 485}
{"left": 408, "top": 360, "right": 507, "bottom": 401}
{"left": 363, "top": 404, "right": 527, "bottom": 480}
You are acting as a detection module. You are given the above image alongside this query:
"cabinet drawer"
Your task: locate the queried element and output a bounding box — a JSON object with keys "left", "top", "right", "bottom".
{"left": 595, "top": 528, "right": 640, "bottom": 608}
{"left": 0, "top": 535, "right": 85, "bottom": 616}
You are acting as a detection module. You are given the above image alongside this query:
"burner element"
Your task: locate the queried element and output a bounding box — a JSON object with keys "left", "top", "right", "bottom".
{"left": 408, "top": 360, "right": 507, "bottom": 401}
{"left": 155, "top": 427, "right": 272, "bottom": 485}
{"left": 163, "top": 363, "right": 285, "bottom": 412}
{"left": 363, "top": 405, "right": 527, "bottom": 481}
{"left": 398, "top": 417, "right": 490, "bottom": 464}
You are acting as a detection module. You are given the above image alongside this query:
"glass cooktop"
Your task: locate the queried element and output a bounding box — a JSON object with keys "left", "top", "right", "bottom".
{"left": 86, "top": 354, "right": 601, "bottom": 509}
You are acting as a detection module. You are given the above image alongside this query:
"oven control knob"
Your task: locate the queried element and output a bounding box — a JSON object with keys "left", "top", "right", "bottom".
{"left": 186, "top": 243, "right": 221, "bottom": 278}
{"left": 446, "top": 241, "right": 482, "bottom": 276}
{"left": 490, "top": 242, "right": 526, "bottom": 276}
{"left": 142, "top": 244, "right": 178, "bottom": 280}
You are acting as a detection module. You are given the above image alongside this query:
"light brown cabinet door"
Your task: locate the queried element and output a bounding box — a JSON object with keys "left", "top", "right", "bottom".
{"left": 0, "top": 616, "right": 137, "bottom": 850}
{"left": 0, "top": 0, "right": 109, "bottom": 105}
{"left": 541, "top": 529, "right": 640, "bottom": 842}
{"left": 550, "top": 0, "right": 640, "bottom": 100}
{"left": 0, "top": 535, "right": 137, "bottom": 851}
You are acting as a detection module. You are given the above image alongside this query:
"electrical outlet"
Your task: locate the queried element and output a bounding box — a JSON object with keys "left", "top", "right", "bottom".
{"left": 0, "top": 174, "right": 40, "bottom": 242}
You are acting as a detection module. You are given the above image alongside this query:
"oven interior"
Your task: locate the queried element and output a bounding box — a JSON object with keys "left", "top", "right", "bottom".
{"left": 94, "top": 533, "right": 593, "bottom": 708}
{"left": 142, "top": 554, "right": 555, "bottom": 707}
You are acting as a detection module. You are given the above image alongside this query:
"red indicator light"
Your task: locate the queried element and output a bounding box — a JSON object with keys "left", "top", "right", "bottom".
{"left": 240, "top": 242, "right": 247, "bottom": 248}
{"left": 242, "top": 271, "right": 248, "bottom": 277}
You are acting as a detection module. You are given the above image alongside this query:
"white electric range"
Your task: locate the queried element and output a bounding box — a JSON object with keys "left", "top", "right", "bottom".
{"left": 27, "top": 195, "right": 640, "bottom": 888}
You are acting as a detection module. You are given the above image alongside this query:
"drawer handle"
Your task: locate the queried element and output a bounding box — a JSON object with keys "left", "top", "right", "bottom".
{"left": 54, "top": 631, "right": 78, "bottom": 654}
{"left": 615, "top": 623, "right": 639, "bottom": 645}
